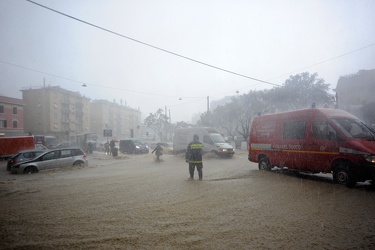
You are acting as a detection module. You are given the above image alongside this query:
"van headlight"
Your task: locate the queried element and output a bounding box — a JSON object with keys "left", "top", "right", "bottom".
{"left": 363, "top": 155, "right": 375, "bottom": 163}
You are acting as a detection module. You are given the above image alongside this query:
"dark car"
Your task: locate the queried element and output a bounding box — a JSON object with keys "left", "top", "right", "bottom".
{"left": 119, "top": 139, "right": 149, "bottom": 154}
{"left": 10, "top": 147, "right": 88, "bottom": 174}
{"left": 6, "top": 149, "right": 46, "bottom": 171}
{"left": 52, "top": 142, "right": 78, "bottom": 149}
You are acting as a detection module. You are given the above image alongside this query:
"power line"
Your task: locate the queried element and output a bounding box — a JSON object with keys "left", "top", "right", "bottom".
{"left": 0, "top": 59, "right": 185, "bottom": 99}
{"left": 268, "top": 43, "right": 375, "bottom": 82}
{"left": 8, "top": 1, "right": 374, "bottom": 101}
{"left": 25, "top": 0, "right": 280, "bottom": 87}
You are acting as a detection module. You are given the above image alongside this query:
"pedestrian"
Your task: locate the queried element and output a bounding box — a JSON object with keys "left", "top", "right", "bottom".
{"left": 109, "top": 139, "right": 115, "bottom": 156}
{"left": 185, "top": 134, "right": 203, "bottom": 180}
{"left": 152, "top": 143, "right": 163, "bottom": 161}
{"left": 104, "top": 141, "right": 110, "bottom": 155}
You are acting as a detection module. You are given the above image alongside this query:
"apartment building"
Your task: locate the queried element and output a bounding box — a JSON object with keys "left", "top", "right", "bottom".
{"left": 0, "top": 95, "right": 26, "bottom": 136}
{"left": 335, "top": 69, "right": 375, "bottom": 120}
{"left": 21, "top": 86, "right": 91, "bottom": 141}
{"left": 90, "top": 99, "right": 141, "bottom": 142}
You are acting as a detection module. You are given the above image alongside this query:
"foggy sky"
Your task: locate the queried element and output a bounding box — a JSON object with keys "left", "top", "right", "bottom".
{"left": 1, "top": 0, "right": 374, "bottom": 122}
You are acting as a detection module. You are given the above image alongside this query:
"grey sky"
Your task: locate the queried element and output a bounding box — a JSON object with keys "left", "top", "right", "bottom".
{"left": 1, "top": 0, "right": 374, "bottom": 122}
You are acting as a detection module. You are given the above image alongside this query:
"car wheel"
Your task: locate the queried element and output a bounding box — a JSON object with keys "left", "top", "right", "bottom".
{"left": 333, "top": 161, "right": 356, "bottom": 187}
{"left": 259, "top": 157, "right": 271, "bottom": 171}
{"left": 73, "top": 161, "right": 84, "bottom": 167}
{"left": 23, "top": 166, "right": 38, "bottom": 174}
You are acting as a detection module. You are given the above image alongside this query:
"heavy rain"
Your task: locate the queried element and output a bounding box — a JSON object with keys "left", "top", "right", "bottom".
{"left": 1, "top": 0, "right": 375, "bottom": 249}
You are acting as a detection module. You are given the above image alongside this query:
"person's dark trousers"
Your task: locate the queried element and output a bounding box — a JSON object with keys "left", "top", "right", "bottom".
{"left": 189, "top": 163, "right": 203, "bottom": 180}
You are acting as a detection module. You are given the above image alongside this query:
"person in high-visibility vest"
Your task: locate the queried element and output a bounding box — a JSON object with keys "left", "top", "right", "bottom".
{"left": 185, "top": 134, "right": 203, "bottom": 180}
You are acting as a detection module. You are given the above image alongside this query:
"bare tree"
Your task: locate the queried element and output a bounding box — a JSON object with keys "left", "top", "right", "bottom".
{"left": 144, "top": 109, "right": 170, "bottom": 141}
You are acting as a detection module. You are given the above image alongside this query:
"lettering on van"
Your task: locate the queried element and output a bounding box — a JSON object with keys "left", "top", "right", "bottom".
{"left": 272, "top": 144, "right": 301, "bottom": 150}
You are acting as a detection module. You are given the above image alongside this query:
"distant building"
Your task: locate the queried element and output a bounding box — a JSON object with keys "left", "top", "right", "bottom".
{"left": 90, "top": 99, "right": 142, "bottom": 142}
{"left": 0, "top": 95, "right": 26, "bottom": 136}
{"left": 21, "top": 86, "right": 91, "bottom": 141}
{"left": 335, "top": 69, "right": 375, "bottom": 120}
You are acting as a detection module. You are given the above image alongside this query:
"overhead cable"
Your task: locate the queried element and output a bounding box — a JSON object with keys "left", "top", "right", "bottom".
{"left": 25, "top": 0, "right": 280, "bottom": 87}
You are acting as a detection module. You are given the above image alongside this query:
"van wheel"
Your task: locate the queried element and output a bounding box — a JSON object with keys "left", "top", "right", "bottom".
{"left": 333, "top": 161, "right": 356, "bottom": 187}
{"left": 259, "top": 157, "right": 271, "bottom": 171}
{"left": 23, "top": 166, "right": 38, "bottom": 174}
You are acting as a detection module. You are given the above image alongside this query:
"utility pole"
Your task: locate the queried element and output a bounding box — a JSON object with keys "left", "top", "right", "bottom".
{"left": 207, "top": 96, "right": 209, "bottom": 113}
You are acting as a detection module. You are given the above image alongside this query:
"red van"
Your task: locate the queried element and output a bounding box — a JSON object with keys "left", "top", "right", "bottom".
{"left": 248, "top": 108, "right": 375, "bottom": 187}
{"left": 0, "top": 136, "right": 35, "bottom": 160}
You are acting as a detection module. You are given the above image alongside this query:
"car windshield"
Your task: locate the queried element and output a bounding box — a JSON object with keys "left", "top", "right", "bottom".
{"left": 210, "top": 134, "right": 226, "bottom": 143}
{"left": 133, "top": 140, "right": 144, "bottom": 144}
{"left": 331, "top": 118, "right": 375, "bottom": 139}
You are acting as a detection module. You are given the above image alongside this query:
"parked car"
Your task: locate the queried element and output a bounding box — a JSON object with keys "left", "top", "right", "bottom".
{"left": 34, "top": 144, "right": 48, "bottom": 151}
{"left": 10, "top": 147, "right": 88, "bottom": 174}
{"left": 6, "top": 149, "right": 46, "bottom": 171}
{"left": 119, "top": 139, "right": 149, "bottom": 154}
{"left": 51, "top": 142, "right": 78, "bottom": 149}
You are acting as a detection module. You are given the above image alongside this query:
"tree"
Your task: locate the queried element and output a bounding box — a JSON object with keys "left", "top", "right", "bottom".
{"left": 144, "top": 109, "right": 170, "bottom": 141}
{"left": 271, "top": 72, "right": 334, "bottom": 111}
{"left": 211, "top": 99, "right": 239, "bottom": 137}
{"left": 197, "top": 111, "right": 213, "bottom": 127}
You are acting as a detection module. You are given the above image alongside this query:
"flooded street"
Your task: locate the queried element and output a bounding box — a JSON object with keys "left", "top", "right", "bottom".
{"left": 1, "top": 151, "right": 375, "bottom": 249}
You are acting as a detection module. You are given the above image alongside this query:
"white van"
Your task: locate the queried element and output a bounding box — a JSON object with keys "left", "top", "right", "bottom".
{"left": 173, "top": 127, "right": 235, "bottom": 157}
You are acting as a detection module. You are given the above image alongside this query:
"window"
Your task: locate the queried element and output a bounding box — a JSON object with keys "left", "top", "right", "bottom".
{"left": 42, "top": 151, "right": 57, "bottom": 161}
{"left": 13, "top": 120, "right": 17, "bottom": 128}
{"left": 0, "top": 105, "right": 4, "bottom": 113}
{"left": 13, "top": 107, "right": 17, "bottom": 114}
{"left": 60, "top": 149, "right": 72, "bottom": 158}
{"left": 284, "top": 121, "right": 306, "bottom": 139}
{"left": 312, "top": 121, "right": 338, "bottom": 140}
{"left": 203, "top": 135, "right": 213, "bottom": 144}
{"left": 0, "top": 120, "right": 7, "bottom": 128}
{"left": 332, "top": 118, "right": 375, "bottom": 139}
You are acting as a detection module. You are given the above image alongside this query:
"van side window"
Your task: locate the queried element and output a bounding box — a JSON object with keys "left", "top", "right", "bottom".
{"left": 312, "top": 121, "right": 338, "bottom": 140}
{"left": 203, "top": 135, "right": 213, "bottom": 144}
{"left": 283, "top": 121, "right": 306, "bottom": 139}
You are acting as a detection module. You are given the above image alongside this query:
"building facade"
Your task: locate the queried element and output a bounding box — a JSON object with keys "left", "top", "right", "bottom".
{"left": 335, "top": 69, "right": 375, "bottom": 120}
{"left": 90, "top": 99, "right": 142, "bottom": 142}
{"left": 0, "top": 96, "right": 26, "bottom": 136}
{"left": 21, "top": 86, "right": 91, "bottom": 142}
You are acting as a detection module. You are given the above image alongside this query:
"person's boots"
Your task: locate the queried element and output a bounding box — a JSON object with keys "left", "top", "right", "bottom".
{"left": 198, "top": 171, "right": 202, "bottom": 180}
{"left": 190, "top": 172, "right": 194, "bottom": 179}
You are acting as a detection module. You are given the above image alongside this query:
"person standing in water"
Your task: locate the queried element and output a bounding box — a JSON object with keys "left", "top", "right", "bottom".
{"left": 185, "top": 134, "right": 203, "bottom": 180}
